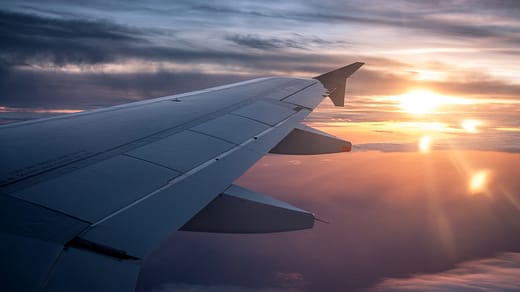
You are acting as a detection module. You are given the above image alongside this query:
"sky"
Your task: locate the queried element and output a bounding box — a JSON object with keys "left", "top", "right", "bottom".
{"left": 1, "top": 0, "right": 520, "bottom": 291}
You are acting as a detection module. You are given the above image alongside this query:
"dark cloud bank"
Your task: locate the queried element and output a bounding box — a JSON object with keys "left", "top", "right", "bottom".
{"left": 0, "top": 10, "right": 341, "bottom": 108}
{"left": 1, "top": 9, "right": 519, "bottom": 109}
{"left": 0, "top": 9, "right": 326, "bottom": 108}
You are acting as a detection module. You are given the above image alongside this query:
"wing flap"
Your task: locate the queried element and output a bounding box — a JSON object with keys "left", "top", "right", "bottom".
{"left": 270, "top": 124, "right": 352, "bottom": 155}
{"left": 180, "top": 184, "right": 315, "bottom": 233}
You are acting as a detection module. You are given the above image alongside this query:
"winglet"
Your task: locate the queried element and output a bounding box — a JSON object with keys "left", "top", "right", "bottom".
{"left": 313, "top": 62, "right": 364, "bottom": 107}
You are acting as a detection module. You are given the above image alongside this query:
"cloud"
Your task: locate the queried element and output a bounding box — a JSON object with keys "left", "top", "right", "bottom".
{"left": 353, "top": 135, "right": 520, "bottom": 154}
{"left": 0, "top": 10, "right": 281, "bottom": 68}
{"left": 0, "top": 10, "right": 360, "bottom": 108}
{"left": 137, "top": 0, "right": 520, "bottom": 44}
{"left": 226, "top": 34, "right": 346, "bottom": 50}
{"left": 0, "top": 68, "right": 251, "bottom": 108}
{"left": 191, "top": 3, "right": 275, "bottom": 19}
{"left": 1, "top": 3, "right": 519, "bottom": 116}
{"left": 143, "top": 282, "right": 284, "bottom": 292}
{"left": 5, "top": 1, "right": 519, "bottom": 71}
{"left": 0, "top": 10, "right": 358, "bottom": 74}
{"left": 273, "top": 272, "right": 308, "bottom": 291}
{"left": 258, "top": 1, "right": 520, "bottom": 48}
{"left": 0, "top": 10, "right": 145, "bottom": 66}
{"left": 6, "top": 1, "right": 520, "bottom": 52}
{"left": 353, "top": 143, "right": 417, "bottom": 153}
{"left": 226, "top": 34, "right": 310, "bottom": 50}
{"left": 1, "top": 8, "right": 519, "bottom": 110}
{"left": 374, "top": 253, "right": 520, "bottom": 291}
{"left": 0, "top": 10, "right": 336, "bottom": 69}
{"left": 344, "top": 64, "right": 520, "bottom": 98}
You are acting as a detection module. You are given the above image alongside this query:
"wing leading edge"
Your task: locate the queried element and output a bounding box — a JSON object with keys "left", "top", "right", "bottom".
{"left": 0, "top": 63, "right": 363, "bottom": 291}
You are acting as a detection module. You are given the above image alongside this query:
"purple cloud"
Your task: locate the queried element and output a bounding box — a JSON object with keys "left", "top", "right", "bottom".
{"left": 375, "top": 252, "right": 520, "bottom": 291}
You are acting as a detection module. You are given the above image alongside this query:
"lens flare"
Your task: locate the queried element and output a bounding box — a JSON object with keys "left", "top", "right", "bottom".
{"left": 469, "top": 170, "right": 489, "bottom": 194}
{"left": 461, "top": 119, "right": 482, "bottom": 133}
{"left": 419, "top": 136, "right": 432, "bottom": 153}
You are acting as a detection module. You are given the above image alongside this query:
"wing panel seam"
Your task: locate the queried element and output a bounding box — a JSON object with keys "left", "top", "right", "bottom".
{"left": 89, "top": 109, "right": 308, "bottom": 227}
{"left": 280, "top": 81, "right": 320, "bottom": 102}
{"left": 121, "top": 153, "right": 183, "bottom": 174}
{"left": 187, "top": 129, "right": 239, "bottom": 145}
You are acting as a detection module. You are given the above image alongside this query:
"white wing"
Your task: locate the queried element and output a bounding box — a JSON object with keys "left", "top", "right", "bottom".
{"left": 0, "top": 63, "right": 363, "bottom": 291}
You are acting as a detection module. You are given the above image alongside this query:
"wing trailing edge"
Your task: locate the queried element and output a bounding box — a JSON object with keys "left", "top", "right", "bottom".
{"left": 314, "top": 62, "right": 364, "bottom": 107}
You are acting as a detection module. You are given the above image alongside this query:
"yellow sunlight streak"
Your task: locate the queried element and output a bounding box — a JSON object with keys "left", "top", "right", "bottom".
{"left": 393, "top": 89, "right": 473, "bottom": 115}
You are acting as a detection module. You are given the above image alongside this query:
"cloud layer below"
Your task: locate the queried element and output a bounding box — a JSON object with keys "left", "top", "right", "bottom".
{"left": 375, "top": 252, "right": 520, "bottom": 291}
{"left": 137, "top": 150, "right": 520, "bottom": 291}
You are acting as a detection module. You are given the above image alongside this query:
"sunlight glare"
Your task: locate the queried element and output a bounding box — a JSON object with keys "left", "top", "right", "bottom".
{"left": 419, "top": 136, "right": 432, "bottom": 153}
{"left": 469, "top": 170, "right": 489, "bottom": 194}
{"left": 396, "top": 90, "right": 442, "bottom": 115}
{"left": 461, "top": 119, "right": 482, "bottom": 133}
{"left": 394, "top": 89, "right": 474, "bottom": 115}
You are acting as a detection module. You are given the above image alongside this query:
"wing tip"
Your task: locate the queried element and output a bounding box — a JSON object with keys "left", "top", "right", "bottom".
{"left": 313, "top": 62, "right": 364, "bottom": 107}
{"left": 313, "top": 62, "right": 364, "bottom": 80}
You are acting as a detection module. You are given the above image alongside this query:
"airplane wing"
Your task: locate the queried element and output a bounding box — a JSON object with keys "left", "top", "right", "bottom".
{"left": 0, "top": 62, "right": 363, "bottom": 291}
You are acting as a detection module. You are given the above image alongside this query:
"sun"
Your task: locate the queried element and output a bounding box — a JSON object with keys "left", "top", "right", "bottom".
{"left": 396, "top": 89, "right": 442, "bottom": 115}
{"left": 394, "top": 89, "right": 475, "bottom": 115}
